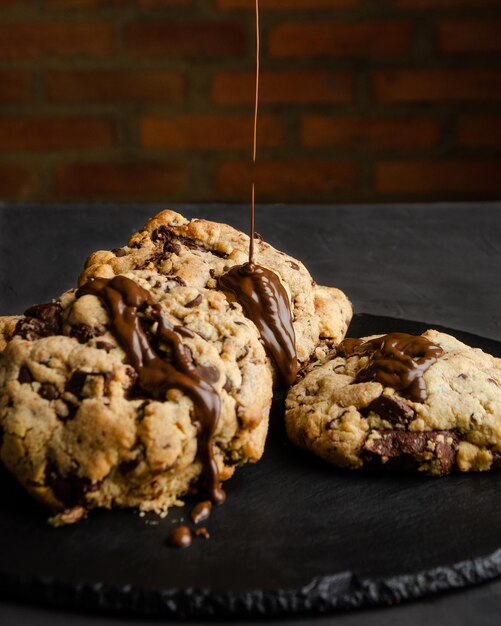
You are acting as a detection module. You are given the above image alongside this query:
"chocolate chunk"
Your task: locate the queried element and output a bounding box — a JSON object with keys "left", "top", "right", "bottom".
{"left": 14, "top": 318, "right": 50, "bottom": 341}
{"left": 364, "top": 395, "right": 415, "bottom": 424}
{"left": 18, "top": 365, "right": 33, "bottom": 383}
{"left": 61, "top": 401, "right": 78, "bottom": 421}
{"left": 197, "top": 365, "right": 220, "bottom": 384}
{"left": 288, "top": 261, "right": 300, "bottom": 270}
{"left": 112, "top": 248, "right": 127, "bottom": 257}
{"left": 237, "top": 345, "right": 249, "bottom": 361}
{"left": 39, "top": 383, "right": 58, "bottom": 400}
{"left": 120, "top": 451, "right": 145, "bottom": 474}
{"left": 70, "top": 324, "right": 103, "bottom": 344}
{"left": 186, "top": 294, "right": 203, "bottom": 308}
{"left": 15, "top": 302, "right": 63, "bottom": 340}
{"left": 102, "top": 371, "right": 114, "bottom": 394}
{"left": 47, "top": 466, "right": 92, "bottom": 507}
{"left": 209, "top": 269, "right": 216, "bottom": 278}
{"left": 223, "top": 377, "right": 233, "bottom": 393}
{"left": 95, "top": 341, "right": 114, "bottom": 352}
{"left": 363, "top": 430, "right": 459, "bottom": 475}
{"left": 169, "top": 275, "right": 187, "bottom": 287}
{"left": 65, "top": 371, "right": 88, "bottom": 397}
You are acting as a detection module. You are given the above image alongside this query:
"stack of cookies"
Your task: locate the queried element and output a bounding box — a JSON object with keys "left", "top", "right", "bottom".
{"left": 1, "top": 209, "right": 501, "bottom": 528}
{"left": 0, "top": 210, "right": 351, "bottom": 524}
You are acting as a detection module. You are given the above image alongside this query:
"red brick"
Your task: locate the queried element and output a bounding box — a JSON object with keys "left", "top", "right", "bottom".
{"left": 213, "top": 71, "right": 353, "bottom": 105}
{"left": 46, "top": 70, "right": 185, "bottom": 103}
{"left": 138, "top": 0, "right": 192, "bottom": 5}
{"left": 269, "top": 21, "right": 411, "bottom": 58}
{"left": 458, "top": 115, "right": 501, "bottom": 147}
{"left": 0, "top": 71, "right": 32, "bottom": 103}
{"left": 394, "top": 0, "right": 500, "bottom": 6}
{"left": 376, "top": 159, "right": 501, "bottom": 194}
{"left": 0, "top": 163, "right": 39, "bottom": 199}
{"left": 217, "top": 0, "right": 358, "bottom": 9}
{"left": 54, "top": 162, "right": 188, "bottom": 199}
{"left": 125, "top": 21, "right": 245, "bottom": 57}
{"left": 140, "top": 114, "right": 285, "bottom": 150}
{"left": 0, "top": 22, "right": 115, "bottom": 59}
{"left": 301, "top": 116, "right": 441, "bottom": 149}
{"left": 440, "top": 20, "right": 501, "bottom": 54}
{"left": 217, "top": 160, "right": 356, "bottom": 197}
{"left": 374, "top": 70, "right": 501, "bottom": 102}
{"left": 0, "top": 118, "right": 115, "bottom": 151}
{"left": 45, "top": 0, "right": 125, "bottom": 6}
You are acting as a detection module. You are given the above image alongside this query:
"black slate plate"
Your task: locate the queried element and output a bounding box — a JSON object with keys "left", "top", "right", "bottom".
{"left": 2, "top": 313, "right": 501, "bottom": 619}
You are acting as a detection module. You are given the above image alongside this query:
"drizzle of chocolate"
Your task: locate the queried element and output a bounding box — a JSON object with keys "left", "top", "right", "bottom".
{"left": 191, "top": 500, "right": 212, "bottom": 524}
{"left": 218, "top": 0, "right": 297, "bottom": 387}
{"left": 219, "top": 264, "right": 298, "bottom": 386}
{"left": 168, "top": 526, "right": 192, "bottom": 548}
{"left": 338, "top": 333, "right": 443, "bottom": 402}
{"left": 76, "top": 276, "right": 226, "bottom": 504}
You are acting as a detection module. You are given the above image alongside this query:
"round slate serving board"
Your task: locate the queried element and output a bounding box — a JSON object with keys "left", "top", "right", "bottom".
{"left": 2, "top": 313, "right": 501, "bottom": 619}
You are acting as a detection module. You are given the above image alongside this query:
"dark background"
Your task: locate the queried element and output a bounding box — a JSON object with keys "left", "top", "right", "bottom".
{"left": 0, "top": 0, "right": 501, "bottom": 204}
{"left": 2, "top": 202, "right": 501, "bottom": 625}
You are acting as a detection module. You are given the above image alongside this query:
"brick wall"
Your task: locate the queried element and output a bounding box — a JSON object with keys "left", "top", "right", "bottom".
{"left": 1, "top": 0, "right": 501, "bottom": 204}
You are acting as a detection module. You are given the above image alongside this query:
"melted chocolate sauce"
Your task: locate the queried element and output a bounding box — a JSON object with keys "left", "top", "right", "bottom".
{"left": 339, "top": 332, "right": 443, "bottom": 402}
{"left": 168, "top": 526, "right": 192, "bottom": 548}
{"left": 76, "top": 276, "right": 226, "bottom": 504}
{"left": 219, "top": 265, "right": 298, "bottom": 386}
{"left": 217, "top": 0, "right": 298, "bottom": 388}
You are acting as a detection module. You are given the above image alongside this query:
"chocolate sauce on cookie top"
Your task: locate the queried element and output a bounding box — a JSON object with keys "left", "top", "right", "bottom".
{"left": 76, "top": 275, "right": 226, "bottom": 505}
{"left": 219, "top": 265, "right": 298, "bottom": 386}
{"left": 218, "top": 0, "right": 298, "bottom": 387}
{"left": 338, "top": 332, "right": 444, "bottom": 403}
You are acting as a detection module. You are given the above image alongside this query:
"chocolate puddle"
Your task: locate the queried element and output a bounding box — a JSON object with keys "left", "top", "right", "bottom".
{"left": 339, "top": 332, "right": 444, "bottom": 402}
{"left": 76, "top": 275, "right": 225, "bottom": 504}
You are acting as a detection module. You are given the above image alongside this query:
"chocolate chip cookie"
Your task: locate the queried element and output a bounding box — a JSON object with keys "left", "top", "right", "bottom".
{"left": 0, "top": 271, "right": 272, "bottom": 524}
{"left": 80, "top": 210, "right": 352, "bottom": 364}
{"left": 285, "top": 330, "right": 501, "bottom": 476}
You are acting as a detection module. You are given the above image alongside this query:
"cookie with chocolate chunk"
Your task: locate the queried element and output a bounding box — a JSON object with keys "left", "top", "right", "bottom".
{"left": 80, "top": 210, "right": 352, "bottom": 364}
{"left": 0, "top": 271, "right": 272, "bottom": 524}
{"left": 285, "top": 330, "right": 501, "bottom": 476}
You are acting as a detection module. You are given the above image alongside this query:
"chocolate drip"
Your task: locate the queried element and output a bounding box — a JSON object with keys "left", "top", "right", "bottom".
{"left": 217, "top": 0, "right": 297, "bottom": 386}
{"left": 76, "top": 276, "right": 225, "bottom": 504}
{"left": 339, "top": 333, "right": 443, "bottom": 402}
{"left": 219, "top": 263, "right": 298, "bottom": 386}
{"left": 191, "top": 500, "right": 212, "bottom": 524}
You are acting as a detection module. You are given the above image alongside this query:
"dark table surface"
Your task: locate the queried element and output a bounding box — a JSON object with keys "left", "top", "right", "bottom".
{"left": 1, "top": 202, "right": 501, "bottom": 625}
